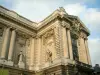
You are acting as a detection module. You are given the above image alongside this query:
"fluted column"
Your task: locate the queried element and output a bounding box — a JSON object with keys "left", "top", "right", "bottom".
{"left": 67, "top": 29, "right": 73, "bottom": 60}
{"left": 1, "top": 27, "right": 11, "bottom": 59}
{"left": 62, "top": 27, "right": 69, "bottom": 58}
{"left": 85, "top": 39, "right": 91, "bottom": 65}
{"left": 8, "top": 30, "right": 16, "bottom": 61}
{"left": 29, "top": 38, "right": 35, "bottom": 70}
{"left": 34, "top": 37, "right": 41, "bottom": 70}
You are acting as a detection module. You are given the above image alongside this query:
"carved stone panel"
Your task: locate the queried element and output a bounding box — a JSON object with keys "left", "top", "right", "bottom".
{"left": 42, "top": 29, "right": 57, "bottom": 63}
{"left": 13, "top": 34, "right": 28, "bottom": 67}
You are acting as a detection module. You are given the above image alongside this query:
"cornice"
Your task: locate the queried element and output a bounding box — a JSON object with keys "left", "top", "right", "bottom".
{"left": 0, "top": 6, "right": 37, "bottom": 30}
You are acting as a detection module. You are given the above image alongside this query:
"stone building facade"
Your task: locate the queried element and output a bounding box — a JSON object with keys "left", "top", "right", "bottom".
{"left": 0, "top": 6, "right": 93, "bottom": 75}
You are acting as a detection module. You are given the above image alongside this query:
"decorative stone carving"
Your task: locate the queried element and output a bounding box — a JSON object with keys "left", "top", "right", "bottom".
{"left": 13, "top": 34, "right": 27, "bottom": 67}
{"left": 46, "top": 49, "right": 52, "bottom": 63}
{"left": 42, "top": 29, "right": 57, "bottom": 64}
{"left": 43, "top": 29, "right": 54, "bottom": 45}
{"left": 71, "top": 19, "right": 81, "bottom": 39}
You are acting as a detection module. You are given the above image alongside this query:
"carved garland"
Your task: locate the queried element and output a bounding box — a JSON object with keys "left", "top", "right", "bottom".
{"left": 71, "top": 19, "right": 81, "bottom": 39}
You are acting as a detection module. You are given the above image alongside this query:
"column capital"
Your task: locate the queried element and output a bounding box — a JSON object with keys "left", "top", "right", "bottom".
{"left": 84, "top": 37, "right": 88, "bottom": 40}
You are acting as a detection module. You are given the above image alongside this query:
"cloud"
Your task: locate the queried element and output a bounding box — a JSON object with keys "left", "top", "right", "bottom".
{"left": 11, "top": 0, "right": 95, "bottom": 22}
{"left": 88, "top": 38, "right": 100, "bottom": 66}
{"left": 12, "top": 0, "right": 66, "bottom": 22}
{"left": 64, "top": 3, "right": 86, "bottom": 16}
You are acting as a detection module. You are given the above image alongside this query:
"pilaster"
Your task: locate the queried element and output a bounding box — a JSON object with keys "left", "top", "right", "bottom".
{"left": 62, "top": 26, "right": 70, "bottom": 59}
{"left": 29, "top": 38, "right": 35, "bottom": 70}
{"left": 67, "top": 29, "right": 73, "bottom": 60}
{"left": 84, "top": 38, "right": 91, "bottom": 65}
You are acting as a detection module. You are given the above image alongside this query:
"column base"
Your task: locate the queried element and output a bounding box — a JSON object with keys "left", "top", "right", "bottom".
{"left": 0, "top": 59, "right": 7, "bottom": 65}
{"left": 7, "top": 60, "right": 13, "bottom": 66}
{"left": 18, "top": 61, "right": 25, "bottom": 69}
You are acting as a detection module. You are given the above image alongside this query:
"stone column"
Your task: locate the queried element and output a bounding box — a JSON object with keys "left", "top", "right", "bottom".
{"left": 67, "top": 29, "right": 73, "bottom": 60}
{"left": 7, "top": 30, "right": 16, "bottom": 66}
{"left": 79, "top": 37, "right": 88, "bottom": 64}
{"left": 1, "top": 27, "right": 11, "bottom": 59}
{"left": 35, "top": 37, "right": 41, "bottom": 71}
{"left": 62, "top": 27, "right": 69, "bottom": 58}
{"left": 29, "top": 38, "right": 35, "bottom": 70}
{"left": 85, "top": 39, "right": 91, "bottom": 65}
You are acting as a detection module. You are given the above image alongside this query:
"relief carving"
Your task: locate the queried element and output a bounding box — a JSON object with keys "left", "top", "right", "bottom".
{"left": 42, "top": 29, "right": 57, "bottom": 63}
{"left": 71, "top": 19, "right": 81, "bottom": 39}
{"left": 14, "top": 34, "right": 27, "bottom": 66}
{"left": 46, "top": 49, "right": 52, "bottom": 62}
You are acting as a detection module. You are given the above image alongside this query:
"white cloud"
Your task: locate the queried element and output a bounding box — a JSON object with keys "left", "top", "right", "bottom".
{"left": 11, "top": 0, "right": 95, "bottom": 22}
{"left": 12, "top": 0, "right": 66, "bottom": 22}
{"left": 64, "top": 3, "right": 86, "bottom": 16}
{"left": 88, "top": 38, "right": 100, "bottom": 66}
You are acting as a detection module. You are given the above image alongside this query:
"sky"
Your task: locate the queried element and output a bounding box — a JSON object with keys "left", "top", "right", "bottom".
{"left": 0, "top": 0, "right": 100, "bottom": 66}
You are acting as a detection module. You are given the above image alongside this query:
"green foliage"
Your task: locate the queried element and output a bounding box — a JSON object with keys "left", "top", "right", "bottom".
{"left": 0, "top": 69, "right": 9, "bottom": 75}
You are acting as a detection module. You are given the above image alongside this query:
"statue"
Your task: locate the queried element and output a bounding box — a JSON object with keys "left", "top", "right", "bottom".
{"left": 46, "top": 49, "right": 52, "bottom": 63}
{"left": 18, "top": 51, "right": 25, "bottom": 68}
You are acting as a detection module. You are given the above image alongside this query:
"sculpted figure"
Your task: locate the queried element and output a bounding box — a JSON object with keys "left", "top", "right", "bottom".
{"left": 46, "top": 49, "right": 52, "bottom": 63}
{"left": 18, "top": 51, "right": 25, "bottom": 68}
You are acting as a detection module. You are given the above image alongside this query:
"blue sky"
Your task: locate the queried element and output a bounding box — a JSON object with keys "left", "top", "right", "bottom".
{"left": 0, "top": 0, "right": 100, "bottom": 66}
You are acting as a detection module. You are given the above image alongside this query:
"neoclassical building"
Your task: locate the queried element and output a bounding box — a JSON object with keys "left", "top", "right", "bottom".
{"left": 0, "top": 6, "right": 93, "bottom": 75}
